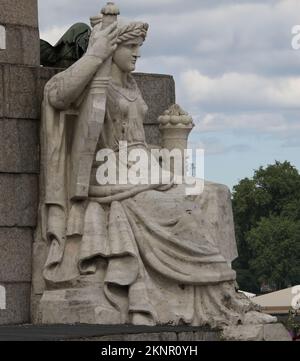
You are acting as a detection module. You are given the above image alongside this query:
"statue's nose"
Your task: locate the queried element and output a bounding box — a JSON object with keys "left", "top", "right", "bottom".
{"left": 133, "top": 47, "right": 141, "bottom": 57}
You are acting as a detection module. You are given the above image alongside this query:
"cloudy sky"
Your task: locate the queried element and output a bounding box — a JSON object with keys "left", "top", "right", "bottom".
{"left": 38, "top": 0, "right": 300, "bottom": 189}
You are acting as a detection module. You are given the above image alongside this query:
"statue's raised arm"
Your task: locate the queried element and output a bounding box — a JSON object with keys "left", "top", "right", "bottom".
{"left": 46, "top": 21, "right": 118, "bottom": 110}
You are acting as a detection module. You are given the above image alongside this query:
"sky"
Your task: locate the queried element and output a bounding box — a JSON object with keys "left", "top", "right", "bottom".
{"left": 38, "top": 0, "right": 300, "bottom": 189}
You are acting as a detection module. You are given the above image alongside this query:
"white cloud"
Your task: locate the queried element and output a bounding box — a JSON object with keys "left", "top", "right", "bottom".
{"left": 37, "top": 0, "right": 300, "bottom": 173}
{"left": 194, "top": 112, "right": 300, "bottom": 134}
{"left": 40, "top": 25, "right": 70, "bottom": 45}
{"left": 38, "top": 0, "right": 300, "bottom": 76}
{"left": 188, "top": 137, "right": 252, "bottom": 156}
{"left": 180, "top": 70, "right": 300, "bottom": 111}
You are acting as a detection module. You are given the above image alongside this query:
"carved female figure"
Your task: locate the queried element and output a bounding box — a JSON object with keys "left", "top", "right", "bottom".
{"left": 33, "top": 3, "right": 275, "bottom": 328}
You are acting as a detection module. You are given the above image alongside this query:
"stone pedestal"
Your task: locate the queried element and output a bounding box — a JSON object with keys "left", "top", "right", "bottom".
{"left": 221, "top": 323, "right": 291, "bottom": 341}
{"left": 0, "top": 324, "right": 221, "bottom": 341}
{"left": 0, "top": 323, "right": 291, "bottom": 341}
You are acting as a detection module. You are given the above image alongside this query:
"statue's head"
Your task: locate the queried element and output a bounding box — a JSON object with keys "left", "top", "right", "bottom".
{"left": 112, "top": 21, "right": 149, "bottom": 73}
{"left": 90, "top": 3, "right": 149, "bottom": 74}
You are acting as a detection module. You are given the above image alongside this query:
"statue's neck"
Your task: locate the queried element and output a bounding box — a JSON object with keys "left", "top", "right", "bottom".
{"left": 111, "top": 63, "right": 130, "bottom": 88}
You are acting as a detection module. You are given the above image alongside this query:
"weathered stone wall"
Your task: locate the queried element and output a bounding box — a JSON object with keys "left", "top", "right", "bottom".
{"left": 0, "top": 0, "right": 40, "bottom": 325}
{"left": 0, "top": 2, "right": 175, "bottom": 324}
{"left": 0, "top": 0, "right": 40, "bottom": 66}
{"left": 135, "top": 73, "right": 175, "bottom": 145}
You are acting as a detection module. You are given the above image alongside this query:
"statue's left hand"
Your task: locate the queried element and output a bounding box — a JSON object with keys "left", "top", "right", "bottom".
{"left": 86, "top": 21, "right": 118, "bottom": 60}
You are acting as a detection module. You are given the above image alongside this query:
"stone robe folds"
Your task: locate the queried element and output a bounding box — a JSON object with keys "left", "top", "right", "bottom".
{"left": 33, "top": 72, "right": 255, "bottom": 327}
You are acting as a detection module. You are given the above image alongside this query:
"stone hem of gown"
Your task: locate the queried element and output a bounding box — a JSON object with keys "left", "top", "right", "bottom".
{"left": 41, "top": 179, "right": 245, "bottom": 327}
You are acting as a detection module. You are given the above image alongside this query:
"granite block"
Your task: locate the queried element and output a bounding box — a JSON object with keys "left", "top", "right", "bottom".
{"left": 0, "top": 25, "right": 40, "bottom": 66}
{"left": 0, "top": 174, "right": 38, "bottom": 227}
{"left": 0, "top": 0, "right": 38, "bottom": 27}
{"left": 0, "top": 118, "right": 39, "bottom": 173}
{"left": 144, "top": 123, "right": 162, "bottom": 147}
{"left": 134, "top": 73, "right": 176, "bottom": 124}
{"left": 3, "top": 64, "right": 39, "bottom": 119}
{"left": 0, "top": 282, "right": 31, "bottom": 325}
{"left": 0, "top": 228, "right": 32, "bottom": 282}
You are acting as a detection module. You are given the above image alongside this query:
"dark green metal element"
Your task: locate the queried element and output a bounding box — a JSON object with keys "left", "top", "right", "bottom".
{"left": 40, "top": 23, "right": 91, "bottom": 68}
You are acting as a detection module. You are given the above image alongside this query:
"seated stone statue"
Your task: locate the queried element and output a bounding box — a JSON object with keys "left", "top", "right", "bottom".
{"left": 33, "top": 3, "right": 276, "bottom": 330}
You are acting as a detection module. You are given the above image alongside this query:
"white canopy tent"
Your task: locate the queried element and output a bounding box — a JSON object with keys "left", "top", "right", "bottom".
{"left": 252, "top": 286, "right": 300, "bottom": 314}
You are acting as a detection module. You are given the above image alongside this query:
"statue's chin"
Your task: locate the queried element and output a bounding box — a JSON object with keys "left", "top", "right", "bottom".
{"left": 119, "top": 66, "right": 135, "bottom": 74}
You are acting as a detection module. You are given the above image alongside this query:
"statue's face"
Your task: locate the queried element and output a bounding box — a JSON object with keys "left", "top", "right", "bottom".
{"left": 113, "top": 37, "right": 143, "bottom": 73}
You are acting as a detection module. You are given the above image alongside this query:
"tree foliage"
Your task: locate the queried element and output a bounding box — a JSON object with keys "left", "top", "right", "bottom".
{"left": 232, "top": 161, "right": 300, "bottom": 293}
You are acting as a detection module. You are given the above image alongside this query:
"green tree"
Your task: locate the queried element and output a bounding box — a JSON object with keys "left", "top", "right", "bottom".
{"left": 232, "top": 161, "right": 300, "bottom": 293}
{"left": 247, "top": 216, "right": 300, "bottom": 290}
